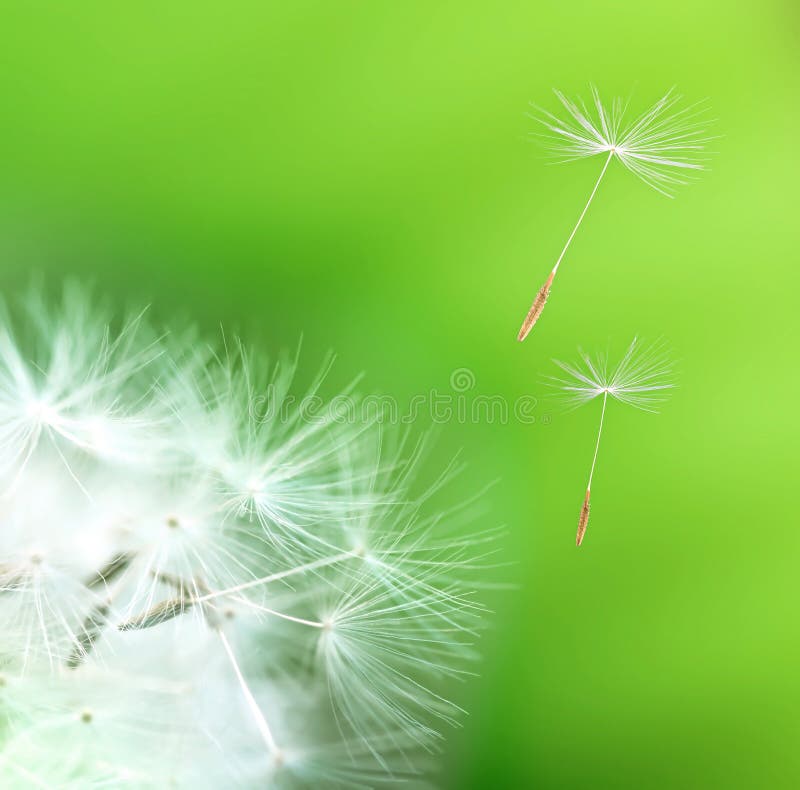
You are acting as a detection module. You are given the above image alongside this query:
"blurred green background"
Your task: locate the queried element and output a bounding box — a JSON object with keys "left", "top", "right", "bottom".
{"left": 1, "top": 2, "right": 798, "bottom": 787}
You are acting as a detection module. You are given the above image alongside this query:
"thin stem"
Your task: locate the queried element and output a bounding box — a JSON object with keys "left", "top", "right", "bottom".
{"left": 551, "top": 150, "right": 614, "bottom": 276}
{"left": 231, "top": 595, "right": 326, "bottom": 629}
{"left": 218, "top": 628, "right": 279, "bottom": 755}
{"left": 193, "top": 550, "right": 356, "bottom": 604}
{"left": 587, "top": 391, "right": 608, "bottom": 492}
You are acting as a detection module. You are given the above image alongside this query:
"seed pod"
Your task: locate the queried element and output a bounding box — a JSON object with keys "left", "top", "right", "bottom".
{"left": 118, "top": 597, "right": 193, "bottom": 631}
{"left": 84, "top": 552, "right": 134, "bottom": 589}
{"left": 66, "top": 603, "right": 111, "bottom": 668}
{"left": 152, "top": 572, "right": 223, "bottom": 627}
{"left": 517, "top": 272, "right": 555, "bottom": 342}
{"left": 576, "top": 489, "right": 591, "bottom": 547}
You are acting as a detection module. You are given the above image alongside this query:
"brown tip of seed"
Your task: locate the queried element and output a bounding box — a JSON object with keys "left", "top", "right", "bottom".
{"left": 576, "top": 489, "right": 591, "bottom": 547}
{"left": 517, "top": 272, "right": 555, "bottom": 342}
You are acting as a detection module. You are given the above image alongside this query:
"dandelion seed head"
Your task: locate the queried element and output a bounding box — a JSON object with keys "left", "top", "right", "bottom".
{"left": 0, "top": 287, "right": 491, "bottom": 786}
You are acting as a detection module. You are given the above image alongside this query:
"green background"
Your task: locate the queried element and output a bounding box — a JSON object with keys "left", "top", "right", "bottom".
{"left": 1, "top": 2, "right": 798, "bottom": 787}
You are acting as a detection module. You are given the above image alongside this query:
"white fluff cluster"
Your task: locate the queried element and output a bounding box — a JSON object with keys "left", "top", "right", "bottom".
{"left": 0, "top": 288, "right": 490, "bottom": 788}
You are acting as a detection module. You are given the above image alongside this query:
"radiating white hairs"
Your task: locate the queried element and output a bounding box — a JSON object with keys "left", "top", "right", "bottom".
{"left": 0, "top": 287, "right": 495, "bottom": 788}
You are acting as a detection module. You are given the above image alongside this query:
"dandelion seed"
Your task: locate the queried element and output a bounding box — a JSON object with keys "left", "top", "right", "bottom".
{"left": 546, "top": 337, "right": 674, "bottom": 545}
{"left": 517, "top": 87, "right": 713, "bottom": 340}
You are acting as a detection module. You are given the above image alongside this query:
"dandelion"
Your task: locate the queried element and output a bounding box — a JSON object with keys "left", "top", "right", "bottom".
{"left": 0, "top": 287, "right": 495, "bottom": 787}
{"left": 546, "top": 338, "right": 674, "bottom": 546}
{"left": 517, "top": 87, "right": 712, "bottom": 341}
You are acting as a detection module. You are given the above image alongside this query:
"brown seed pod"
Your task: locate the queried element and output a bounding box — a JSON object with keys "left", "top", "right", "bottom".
{"left": 84, "top": 552, "right": 134, "bottom": 589}
{"left": 118, "top": 597, "right": 193, "bottom": 631}
{"left": 66, "top": 603, "right": 111, "bottom": 668}
{"left": 517, "top": 272, "right": 555, "bottom": 342}
{"left": 576, "top": 489, "right": 591, "bottom": 547}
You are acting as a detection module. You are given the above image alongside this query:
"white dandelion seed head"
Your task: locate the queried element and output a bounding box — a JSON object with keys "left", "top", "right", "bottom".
{"left": 0, "top": 287, "right": 493, "bottom": 787}
{"left": 546, "top": 337, "right": 675, "bottom": 413}
{"left": 531, "top": 86, "right": 714, "bottom": 196}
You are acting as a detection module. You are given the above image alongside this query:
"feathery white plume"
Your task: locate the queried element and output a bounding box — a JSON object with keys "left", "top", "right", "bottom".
{"left": 534, "top": 86, "right": 711, "bottom": 195}
{"left": 0, "top": 287, "right": 493, "bottom": 787}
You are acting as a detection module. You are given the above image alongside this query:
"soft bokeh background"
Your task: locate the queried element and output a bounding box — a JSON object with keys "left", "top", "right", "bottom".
{"left": 1, "top": 2, "right": 798, "bottom": 787}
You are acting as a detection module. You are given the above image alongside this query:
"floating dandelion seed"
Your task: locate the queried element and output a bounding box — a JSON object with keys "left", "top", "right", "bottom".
{"left": 0, "top": 287, "right": 497, "bottom": 787}
{"left": 546, "top": 338, "right": 674, "bottom": 546}
{"left": 517, "top": 87, "right": 713, "bottom": 341}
